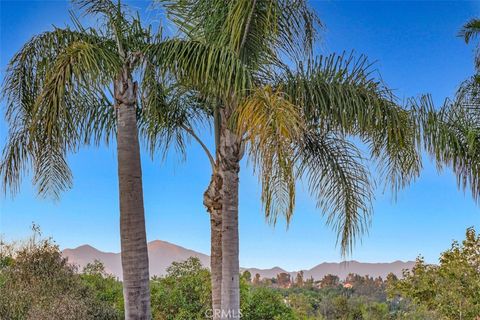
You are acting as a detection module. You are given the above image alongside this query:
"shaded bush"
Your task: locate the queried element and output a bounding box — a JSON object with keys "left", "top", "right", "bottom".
{"left": 0, "top": 234, "right": 121, "bottom": 320}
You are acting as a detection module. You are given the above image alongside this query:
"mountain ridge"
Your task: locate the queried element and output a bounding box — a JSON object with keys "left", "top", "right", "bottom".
{"left": 62, "top": 241, "right": 415, "bottom": 280}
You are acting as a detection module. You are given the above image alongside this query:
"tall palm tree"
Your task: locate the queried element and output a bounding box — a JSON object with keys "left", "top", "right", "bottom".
{"left": 0, "top": 0, "right": 246, "bottom": 318}
{"left": 160, "top": 1, "right": 421, "bottom": 318}
{"left": 1, "top": 2, "right": 155, "bottom": 317}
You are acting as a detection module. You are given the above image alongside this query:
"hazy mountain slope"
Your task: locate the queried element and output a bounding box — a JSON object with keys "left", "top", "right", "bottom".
{"left": 63, "top": 240, "right": 209, "bottom": 279}
{"left": 63, "top": 242, "right": 414, "bottom": 280}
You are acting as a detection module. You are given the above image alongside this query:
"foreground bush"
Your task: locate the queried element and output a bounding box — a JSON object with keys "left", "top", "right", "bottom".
{"left": 0, "top": 235, "right": 121, "bottom": 320}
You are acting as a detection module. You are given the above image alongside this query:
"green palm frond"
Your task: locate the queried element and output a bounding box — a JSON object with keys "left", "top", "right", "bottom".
{"left": 160, "top": 0, "right": 319, "bottom": 69}
{"left": 28, "top": 40, "right": 120, "bottom": 196}
{"left": 1, "top": 127, "right": 32, "bottom": 196}
{"left": 32, "top": 146, "right": 73, "bottom": 200}
{"left": 1, "top": 27, "right": 117, "bottom": 197}
{"left": 73, "top": 0, "right": 154, "bottom": 59}
{"left": 459, "top": 18, "right": 480, "bottom": 44}
{"left": 414, "top": 85, "right": 480, "bottom": 203}
{"left": 139, "top": 65, "right": 210, "bottom": 159}
{"left": 298, "top": 131, "right": 373, "bottom": 256}
{"left": 2, "top": 27, "right": 109, "bottom": 118}
{"left": 278, "top": 53, "right": 421, "bottom": 195}
{"left": 73, "top": 0, "right": 126, "bottom": 41}
{"left": 235, "top": 85, "right": 303, "bottom": 224}
{"left": 33, "top": 40, "right": 120, "bottom": 143}
{"left": 459, "top": 18, "right": 480, "bottom": 71}
{"left": 217, "top": 0, "right": 278, "bottom": 65}
{"left": 277, "top": 53, "right": 390, "bottom": 132}
{"left": 413, "top": 18, "right": 480, "bottom": 204}
{"left": 146, "top": 39, "right": 252, "bottom": 100}
{"left": 276, "top": 0, "right": 321, "bottom": 60}
{"left": 74, "top": 0, "right": 119, "bottom": 17}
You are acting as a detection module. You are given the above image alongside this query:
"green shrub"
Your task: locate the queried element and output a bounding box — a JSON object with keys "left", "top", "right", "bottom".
{"left": 0, "top": 235, "right": 121, "bottom": 320}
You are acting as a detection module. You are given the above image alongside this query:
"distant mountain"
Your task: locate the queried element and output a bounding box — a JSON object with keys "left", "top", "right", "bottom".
{"left": 63, "top": 240, "right": 209, "bottom": 280}
{"left": 63, "top": 241, "right": 414, "bottom": 280}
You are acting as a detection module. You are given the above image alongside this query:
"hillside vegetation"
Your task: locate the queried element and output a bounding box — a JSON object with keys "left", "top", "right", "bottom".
{"left": 2, "top": 228, "right": 479, "bottom": 319}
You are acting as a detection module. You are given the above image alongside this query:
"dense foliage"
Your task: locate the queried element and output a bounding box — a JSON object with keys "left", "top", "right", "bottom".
{"left": 2, "top": 228, "right": 479, "bottom": 319}
{"left": 388, "top": 227, "right": 480, "bottom": 319}
{"left": 0, "top": 233, "right": 121, "bottom": 320}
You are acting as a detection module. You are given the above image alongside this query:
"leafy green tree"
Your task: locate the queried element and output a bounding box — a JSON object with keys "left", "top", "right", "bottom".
{"left": 242, "top": 270, "right": 252, "bottom": 283}
{"left": 288, "top": 293, "right": 314, "bottom": 319}
{"left": 320, "top": 274, "right": 340, "bottom": 288}
{"left": 161, "top": 1, "right": 421, "bottom": 317}
{"left": 294, "top": 271, "right": 304, "bottom": 288}
{"left": 253, "top": 273, "right": 261, "bottom": 285}
{"left": 331, "top": 296, "right": 350, "bottom": 319}
{"left": 242, "top": 287, "right": 296, "bottom": 320}
{"left": 81, "top": 260, "right": 124, "bottom": 317}
{"left": 150, "top": 257, "right": 211, "bottom": 320}
{"left": 388, "top": 228, "right": 480, "bottom": 319}
{"left": 360, "top": 302, "right": 388, "bottom": 320}
{"left": 0, "top": 233, "right": 120, "bottom": 320}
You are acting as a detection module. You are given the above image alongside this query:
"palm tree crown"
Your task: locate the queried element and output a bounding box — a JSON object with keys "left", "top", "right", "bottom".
{"left": 162, "top": 0, "right": 420, "bottom": 254}
{"left": 157, "top": 1, "right": 422, "bottom": 318}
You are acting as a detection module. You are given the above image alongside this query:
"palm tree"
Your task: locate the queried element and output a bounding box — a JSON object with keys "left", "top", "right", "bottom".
{"left": 1, "top": 2, "right": 154, "bottom": 317}
{"left": 413, "top": 18, "right": 480, "bottom": 203}
{"left": 0, "top": 1, "right": 246, "bottom": 318}
{"left": 160, "top": 1, "right": 421, "bottom": 318}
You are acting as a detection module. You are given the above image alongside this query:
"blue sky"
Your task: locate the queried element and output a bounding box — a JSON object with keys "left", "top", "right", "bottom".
{"left": 1, "top": 1, "right": 480, "bottom": 271}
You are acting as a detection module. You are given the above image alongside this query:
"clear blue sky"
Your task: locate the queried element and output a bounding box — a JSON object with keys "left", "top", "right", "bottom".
{"left": 1, "top": 1, "right": 480, "bottom": 271}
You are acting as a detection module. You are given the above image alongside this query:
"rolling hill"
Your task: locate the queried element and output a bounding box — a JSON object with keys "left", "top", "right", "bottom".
{"left": 63, "top": 241, "right": 415, "bottom": 280}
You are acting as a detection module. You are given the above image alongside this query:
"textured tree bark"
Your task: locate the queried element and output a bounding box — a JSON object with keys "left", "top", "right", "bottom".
{"left": 204, "top": 168, "right": 223, "bottom": 320}
{"left": 218, "top": 120, "right": 242, "bottom": 320}
{"left": 115, "top": 69, "right": 152, "bottom": 320}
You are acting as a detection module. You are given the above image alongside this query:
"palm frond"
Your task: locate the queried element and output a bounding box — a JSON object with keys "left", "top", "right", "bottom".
{"left": 32, "top": 39, "right": 120, "bottom": 149}
{"left": 146, "top": 39, "right": 252, "bottom": 101}
{"left": 276, "top": 0, "right": 321, "bottom": 60}
{"left": 139, "top": 65, "right": 210, "bottom": 160}
{"left": 2, "top": 27, "right": 109, "bottom": 120}
{"left": 0, "top": 127, "right": 32, "bottom": 196}
{"left": 32, "top": 147, "right": 73, "bottom": 200}
{"left": 414, "top": 84, "right": 480, "bottom": 203}
{"left": 459, "top": 18, "right": 480, "bottom": 44}
{"left": 1, "top": 28, "right": 116, "bottom": 197}
{"left": 297, "top": 131, "right": 373, "bottom": 256}
{"left": 277, "top": 53, "right": 421, "bottom": 195}
{"left": 235, "top": 85, "right": 303, "bottom": 224}
{"left": 459, "top": 18, "right": 480, "bottom": 71}
{"left": 73, "top": 0, "right": 151, "bottom": 59}
{"left": 159, "top": 0, "right": 320, "bottom": 70}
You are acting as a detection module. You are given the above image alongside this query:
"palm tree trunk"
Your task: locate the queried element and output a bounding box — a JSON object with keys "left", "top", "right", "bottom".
{"left": 204, "top": 169, "right": 222, "bottom": 320}
{"left": 218, "top": 122, "right": 242, "bottom": 320}
{"left": 115, "top": 70, "right": 151, "bottom": 320}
